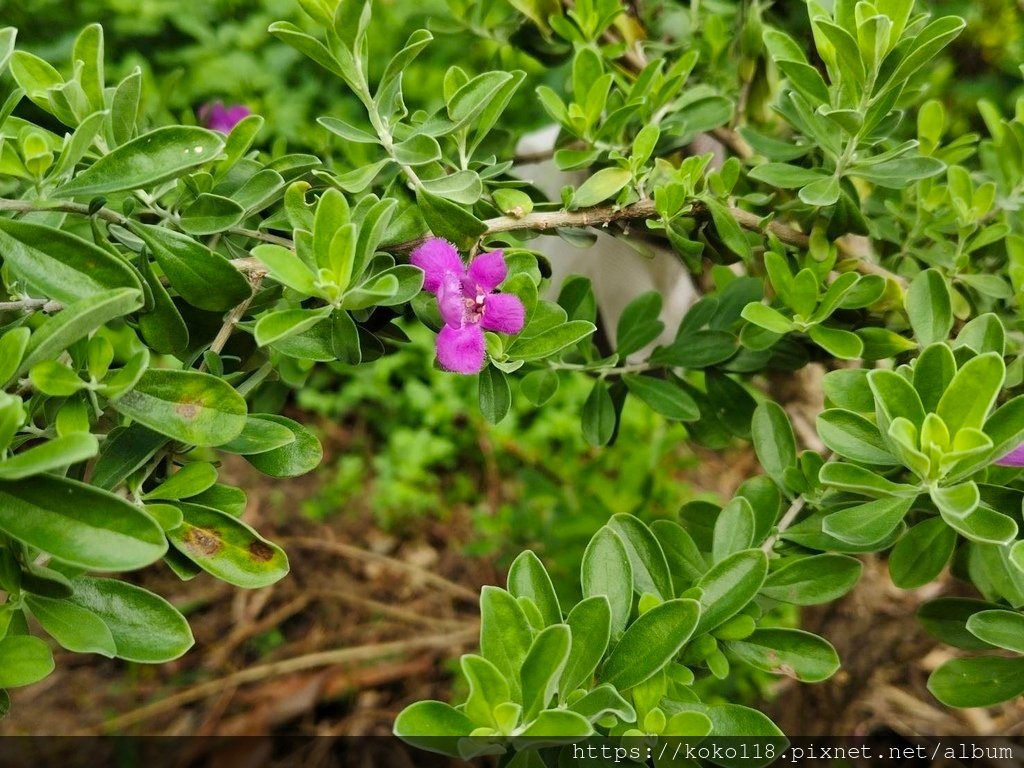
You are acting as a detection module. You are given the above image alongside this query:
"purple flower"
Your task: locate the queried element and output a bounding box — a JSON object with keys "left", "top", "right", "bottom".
{"left": 198, "top": 101, "right": 251, "bottom": 133}
{"left": 410, "top": 239, "right": 526, "bottom": 374}
{"left": 996, "top": 445, "right": 1024, "bottom": 467}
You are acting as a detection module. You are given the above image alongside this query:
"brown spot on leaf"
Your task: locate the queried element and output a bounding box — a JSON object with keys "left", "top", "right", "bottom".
{"left": 175, "top": 402, "right": 200, "bottom": 420}
{"left": 249, "top": 541, "right": 274, "bottom": 562}
{"left": 186, "top": 526, "right": 222, "bottom": 556}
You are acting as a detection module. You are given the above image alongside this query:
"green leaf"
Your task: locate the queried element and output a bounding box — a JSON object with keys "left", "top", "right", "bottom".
{"left": 930, "top": 481, "right": 980, "bottom": 520}
{"left": 520, "top": 369, "right": 559, "bottom": 407}
{"left": 571, "top": 167, "right": 632, "bottom": 209}
{"left": 608, "top": 513, "right": 674, "bottom": 600}
{"left": 19, "top": 288, "right": 143, "bottom": 375}
{"left": 243, "top": 415, "right": 323, "bottom": 477}
{"left": 461, "top": 654, "right": 509, "bottom": 728}
{"left": 816, "top": 409, "right": 896, "bottom": 465}
{"left": 906, "top": 268, "right": 953, "bottom": 346}
{"left": 110, "top": 369, "right": 247, "bottom": 447}
{"left": 0, "top": 636, "right": 54, "bottom": 688}
{"left": 712, "top": 498, "right": 756, "bottom": 562}
{"left": 0, "top": 474, "right": 166, "bottom": 571}
{"left": 24, "top": 594, "right": 116, "bottom": 656}
{"left": 706, "top": 199, "right": 751, "bottom": 259}
{"left": 650, "top": 330, "right": 737, "bottom": 368}
{"left": 393, "top": 700, "right": 474, "bottom": 755}
{"left": 601, "top": 599, "right": 700, "bottom": 690}
{"left": 761, "top": 554, "right": 863, "bottom": 605}
{"left": 799, "top": 176, "right": 840, "bottom": 207}
{"left": 692, "top": 702, "right": 786, "bottom": 741}
{"left": 918, "top": 597, "right": 1002, "bottom": 650}
{"left": 569, "top": 683, "right": 636, "bottom": 724}
{"left": 849, "top": 156, "right": 945, "bottom": 188}
{"left": 617, "top": 291, "right": 664, "bottom": 357}
{"left": 479, "top": 586, "right": 533, "bottom": 699}
{"left": 0, "top": 433, "right": 98, "bottom": 480}
{"left": 190, "top": 484, "right": 247, "bottom": 517}
{"left": 937, "top": 352, "right": 1005, "bottom": 436}
{"left": 179, "top": 193, "right": 245, "bottom": 235}
{"left": 137, "top": 258, "right": 189, "bottom": 355}
{"left": 966, "top": 610, "right": 1024, "bottom": 654}
{"left": 581, "top": 527, "right": 633, "bottom": 637}
{"left": 479, "top": 365, "right": 511, "bottom": 425}
{"left": 868, "top": 368, "right": 926, "bottom": 433}
{"left": 913, "top": 342, "right": 956, "bottom": 412}
{"left": 255, "top": 308, "right": 332, "bottom": 347}
{"left": 651, "top": 519, "right": 707, "bottom": 586}
{"left": 560, "top": 596, "right": 611, "bottom": 697}
{"left": 143, "top": 503, "right": 184, "bottom": 531}
{"left": 520, "top": 624, "right": 571, "bottom": 721}
{"left": 219, "top": 415, "right": 297, "bottom": 457}
{"left": 415, "top": 187, "right": 486, "bottom": 250}
{"left": 514, "top": 709, "right": 592, "bottom": 744}
{"left": 507, "top": 321, "right": 596, "bottom": 360}
{"left": 143, "top": 462, "right": 218, "bottom": 501}
{"left": 60, "top": 126, "right": 223, "bottom": 195}
{"left": 133, "top": 224, "right": 251, "bottom": 312}
{"left": 0, "top": 218, "right": 142, "bottom": 304}
{"left": 752, "top": 402, "right": 797, "bottom": 489}
{"left": 167, "top": 502, "right": 288, "bottom": 588}
{"left": 623, "top": 375, "right": 699, "bottom": 421}
{"left": 822, "top": 496, "right": 913, "bottom": 546}
{"left": 928, "top": 656, "right": 1024, "bottom": 708}
{"left": 818, "top": 462, "right": 918, "bottom": 498}
{"left": 695, "top": 549, "right": 768, "bottom": 633}
{"left": 741, "top": 303, "right": 794, "bottom": 334}
{"left": 251, "top": 243, "right": 316, "bottom": 293}
{"left": 748, "top": 163, "right": 828, "bottom": 189}
{"left": 889, "top": 517, "right": 957, "bottom": 589}
{"left": 581, "top": 379, "right": 616, "bottom": 446}
{"left": 0, "top": 328, "right": 30, "bottom": 388}
{"left": 942, "top": 505, "right": 1017, "bottom": 545}
{"left": 726, "top": 628, "right": 839, "bottom": 682}
{"left": 808, "top": 325, "right": 863, "bottom": 359}
{"left": 66, "top": 576, "right": 193, "bottom": 662}
{"left": 508, "top": 550, "right": 561, "bottom": 626}
{"left": 109, "top": 68, "right": 141, "bottom": 145}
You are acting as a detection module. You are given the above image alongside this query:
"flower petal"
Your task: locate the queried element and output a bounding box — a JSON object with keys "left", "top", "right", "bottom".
{"left": 436, "top": 324, "right": 486, "bottom": 374}
{"left": 481, "top": 292, "right": 525, "bottom": 334}
{"left": 199, "top": 102, "right": 251, "bottom": 133}
{"left": 467, "top": 250, "right": 507, "bottom": 293}
{"left": 410, "top": 238, "right": 464, "bottom": 293}
{"left": 995, "top": 444, "right": 1024, "bottom": 467}
{"left": 437, "top": 272, "right": 467, "bottom": 328}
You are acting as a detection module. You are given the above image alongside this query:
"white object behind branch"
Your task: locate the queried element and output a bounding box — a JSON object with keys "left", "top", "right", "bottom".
{"left": 513, "top": 126, "right": 697, "bottom": 357}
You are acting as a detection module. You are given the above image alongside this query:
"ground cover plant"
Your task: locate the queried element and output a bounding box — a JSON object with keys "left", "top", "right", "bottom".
{"left": 2, "top": 0, "right": 1024, "bottom": 758}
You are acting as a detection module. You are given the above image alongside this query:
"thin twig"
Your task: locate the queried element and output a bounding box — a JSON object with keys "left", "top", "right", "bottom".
{"left": 761, "top": 453, "right": 835, "bottom": 553}
{"left": 284, "top": 537, "right": 479, "bottom": 601}
{"left": 198, "top": 271, "right": 266, "bottom": 372}
{"left": 0, "top": 196, "right": 905, "bottom": 286}
{"left": 309, "top": 588, "right": 468, "bottom": 630}
{"left": 0, "top": 298, "right": 62, "bottom": 313}
{"left": 79, "top": 628, "right": 479, "bottom": 735}
{"left": 761, "top": 495, "right": 807, "bottom": 553}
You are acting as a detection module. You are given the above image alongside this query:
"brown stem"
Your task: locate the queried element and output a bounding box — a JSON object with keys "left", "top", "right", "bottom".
{"left": 77, "top": 627, "right": 479, "bottom": 734}
{"left": 0, "top": 298, "right": 62, "bottom": 313}
{"left": 0, "top": 197, "right": 905, "bottom": 287}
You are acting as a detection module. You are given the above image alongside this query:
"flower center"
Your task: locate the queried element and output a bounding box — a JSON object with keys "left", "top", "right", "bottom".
{"left": 464, "top": 291, "right": 486, "bottom": 324}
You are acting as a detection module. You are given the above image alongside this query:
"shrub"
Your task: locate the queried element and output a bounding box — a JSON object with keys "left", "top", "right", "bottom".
{"left": 1, "top": 0, "right": 1024, "bottom": 755}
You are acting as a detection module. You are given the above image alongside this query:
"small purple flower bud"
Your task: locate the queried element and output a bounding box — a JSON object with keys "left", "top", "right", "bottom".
{"left": 198, "top": 101, "right": 252, "bottom": 133}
